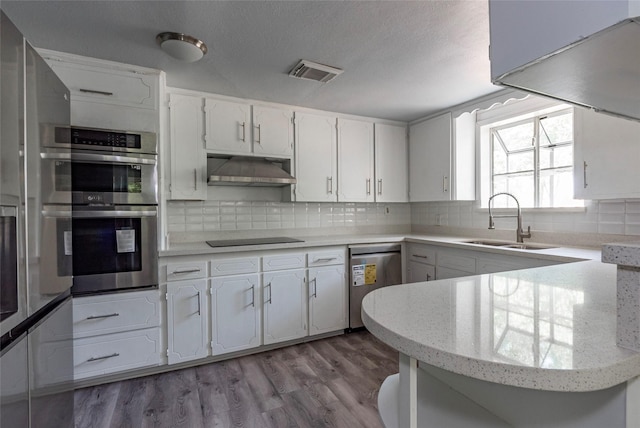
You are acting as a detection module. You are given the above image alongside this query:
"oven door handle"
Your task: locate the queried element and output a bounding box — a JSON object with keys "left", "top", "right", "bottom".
{"left": 42, "top": 209, "right": 157, "bottom": 218}
{"left": 41, "top": 152, "right": 157, "bottom": 165}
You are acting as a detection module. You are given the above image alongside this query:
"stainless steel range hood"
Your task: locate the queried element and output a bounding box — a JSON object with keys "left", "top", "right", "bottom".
{"left": 208, "top": 156, "right": 296, "bottom": 187}
{"left": 494, "top": 18, "right": 640, "bottom": 122}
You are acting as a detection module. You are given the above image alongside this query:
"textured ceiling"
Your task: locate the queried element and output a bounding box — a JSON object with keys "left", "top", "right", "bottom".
{"left": 2, "top": 0, "right": 500, "bottom": 122}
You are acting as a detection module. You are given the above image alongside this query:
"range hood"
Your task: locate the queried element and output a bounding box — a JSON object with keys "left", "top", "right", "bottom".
{"left": 494, "top": 18, "right": 640, "bottom": 122}
{"left": 208, "top": 156, "right": 296, "bottom": 187}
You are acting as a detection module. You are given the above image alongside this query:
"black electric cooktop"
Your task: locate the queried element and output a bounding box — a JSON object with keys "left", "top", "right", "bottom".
{"left": 206, "top": 237, "right": 305, "bottom": 248}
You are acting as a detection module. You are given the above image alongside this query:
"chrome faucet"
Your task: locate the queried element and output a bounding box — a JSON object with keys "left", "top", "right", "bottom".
{"left": 487, "top": 192, "right": 531, "bottom": 243}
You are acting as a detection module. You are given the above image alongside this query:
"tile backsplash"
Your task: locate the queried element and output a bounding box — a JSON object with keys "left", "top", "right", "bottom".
{"left": 167, "top": 201, "right": 411, "bottom": 234}
{"left": 411, "top": 199, "right": 640, "bottom": 236}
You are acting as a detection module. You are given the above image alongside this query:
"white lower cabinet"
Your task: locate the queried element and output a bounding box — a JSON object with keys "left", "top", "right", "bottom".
{"left": 308, "top": 265, "right": 347, "bottom": 335}
{"left": 166, "top": 279, "right": 209, "bottom": 364}
{"left": 210, "top": 274, "right": 261, "bottom": 355}
{"left": 263, "top": 269, "right": 308, "bottom": 345}
{"left": 407, "top": 260, "right": 435, "bottom": 283}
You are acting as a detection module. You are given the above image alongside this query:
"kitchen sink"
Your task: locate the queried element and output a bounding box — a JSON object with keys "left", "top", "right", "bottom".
{"left": 463, "top": 240, "right": 556, "bottom": 250}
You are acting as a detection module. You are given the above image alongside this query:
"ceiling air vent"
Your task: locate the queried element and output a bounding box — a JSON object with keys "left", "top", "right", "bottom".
{"left": 288, "top": 60, "right": 343, "bottom": 83}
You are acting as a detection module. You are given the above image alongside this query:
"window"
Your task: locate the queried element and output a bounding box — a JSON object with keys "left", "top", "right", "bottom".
{"left": 486, "top": 106, "right": 582, "bottom": 209}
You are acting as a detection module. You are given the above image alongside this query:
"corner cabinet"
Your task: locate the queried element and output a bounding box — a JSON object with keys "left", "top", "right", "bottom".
{"left": 337, "top": 118, "right": 375, "bottom": 202}
{"left": 409, "top": 112, "right": 475, "bottom": 202}
{"left": 573, "top": 107, "right": 640, "bottom": 200}
{"left": 168, "top": 93, "right": 207, "bottom": 200}
{"left": 294, "top": 112, "right": 338, "bottom": 202}
{"left": 375, "top": 123, "right": 408, "bottom": 202}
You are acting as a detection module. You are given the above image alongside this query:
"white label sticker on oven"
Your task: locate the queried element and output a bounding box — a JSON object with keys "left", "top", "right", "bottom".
{"left": 64, "top": 231, "right": 73, "bottom": 256}
{"left": 116, "top": 229, "right": 136, "bottom": 253}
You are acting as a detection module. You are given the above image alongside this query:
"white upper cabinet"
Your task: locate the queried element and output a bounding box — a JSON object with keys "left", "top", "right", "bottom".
{"left": 168, "top": 93, "right": 207, "bottom": 200}
{"left": 294, "top": 112, "right": 338, "bottom": 202}
{"left": 337, "top": 118, "right": 375, "bottom": 202}
{"left": 204, "top": 98, "right": 252, "bottom": 155}
{"left": 252, "top": 105, "right": 294, "bottom": 158}
{"left": 409, "top": 112, "right": 475, "bottom": 202}
{"left": 573, "top": 108, "right": 640, "bottom": 200}
{"left": 374, "top": 123, "right": 408, "bottom": 202}
{"left": 409, "top": 113, "right": 452, "bottom": 202}
{"left": 204, "top": 99, "right": 293, "bottom": 158}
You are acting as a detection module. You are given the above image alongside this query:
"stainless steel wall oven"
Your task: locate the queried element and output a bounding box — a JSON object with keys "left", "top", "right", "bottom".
{"left": 45, "top": 126, "right": 159, "bottom": 296}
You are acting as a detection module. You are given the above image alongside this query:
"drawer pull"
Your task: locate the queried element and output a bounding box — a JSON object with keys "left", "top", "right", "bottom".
{"left": 86, "top": 313, "right": 119, "bottom": 320}
{"left": 79, "top": 88, "right": 114, "bottom": 96}
{"left": 171, "top": 268, "right": 201, "bottom": 275}
{"left": 314, "top": 257, "right": 337, "bottom": 262}
{"left": 412, "top": 254, "right": 429, "bottom": 259}
{"left": 87, "top": 352, "right": 120, "bottom": 362}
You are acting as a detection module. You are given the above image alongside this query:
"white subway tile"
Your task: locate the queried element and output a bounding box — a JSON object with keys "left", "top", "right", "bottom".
{"left": 168, "top": 223, "right": 186, "bottom": 233}
{"left": 186, "top": 223, "right": 204, "bottom": 232}
{"left": 626, "top": 201, "right": 640, "bottom": 214}
{"left": 252, "top": 221, "right": 267, "bottom": 230}
{"left": 598, "top": 223, "right": 625, "bottom": 234}
{"left": 236, "top": 222, "right": 252, "bottom": 231}
{"left": 625, "top": 224, "right": 640, "bottom": 235}
{"left": 598, "top": 201, "right": 625, "bottom": 214}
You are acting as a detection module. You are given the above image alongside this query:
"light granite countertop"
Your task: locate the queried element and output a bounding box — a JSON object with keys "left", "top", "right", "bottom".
{"left": 159, "top": 233, "right": 600, "bottom": 262}
{"left": 362, "top": 260, "right": 640, "bottom": 392}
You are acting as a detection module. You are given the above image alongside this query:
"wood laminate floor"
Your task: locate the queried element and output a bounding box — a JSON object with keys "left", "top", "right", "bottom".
{"left": 74, "top": 331, "right": 399, "bottom": 428}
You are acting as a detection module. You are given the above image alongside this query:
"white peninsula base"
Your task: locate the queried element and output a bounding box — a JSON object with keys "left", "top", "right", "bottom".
{"left": 380, "top": 354, "right": 640, "bottom": 428}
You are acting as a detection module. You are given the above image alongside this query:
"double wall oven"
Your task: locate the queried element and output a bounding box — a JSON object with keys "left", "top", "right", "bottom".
{"left": 43, "top": 126, "right": 159, "bottom": 295}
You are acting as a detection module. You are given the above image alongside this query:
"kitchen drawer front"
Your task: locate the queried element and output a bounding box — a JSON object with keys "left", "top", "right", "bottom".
{"left": 73, "top": 290, "right": 161, "bottom": 339}
{"left": 307, "top": 248, "right": 345, "bottom": 267}
{"left": 166, "top": 261, "right": 207, "bottom": 281}
{"left": 42, "top": 55, "right": 158, "bottom": 110}
{"left": 73, "top": 327, "right": 161, "bottom": 380}
{"left": 407, "top": 244, "right": 436, "bottom": 265}
{"left": 262, "top": 253, "right": 306, "bottom": 272}
{"left": 437, "top": 252, "right": 475, "bottom": 274}
{"left": 210, "top": 256, "right": 260, "bottom": 277}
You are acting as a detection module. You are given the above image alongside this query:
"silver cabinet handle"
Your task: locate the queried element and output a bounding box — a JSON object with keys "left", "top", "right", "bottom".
{"left": 583, "top": 161, "right": 588, "bottom": 188}
{"left": 240, "top": 122, "right": 246, "bottom": 142}
{"left": 87, "top": 353, "right": 119, "bottom": 362}
{"left": 310, "top": 278, "right": 317, "bottom": 298}
{"left": 194, "top": 168, "right": 198, "bottom": 190}
{"left": 412, "top": 254, "right": 429, "bottom": 259}
{"left": 79, "top": 88, "right": 113, "bottom": 96}
{"left": 378, "top": 179, "right": 382, "bottom": 195}
{"left": 266, "top": 282, "right": 272, "bottom": 304}
{"left": 314, "top": 257, "right": 337, "bottom": 263}
{"left": 255, "top": 124, "right": 261, "bottom": 144}
{"left": 327, "top": 177, "right": 333, "bottom": 194}
{"left": 170, "top": 268, "right": 201, "bottom": 275}
{"left": 86, "top": 313, "right": 119, "bottom": 320}
{"left": 426, "top": 274, "right": 432, "bottom": 281}
{"left": 249, "top": 285, "right": 255, "bottom": 307}
{"left": 196, "top": 291, "right": 201, "bottom": 316}
{"left": 366, "top": 179, "right": 371, "bottom": 195}
{"left": 443, "top": 176, "right": 449, "bottom": 193}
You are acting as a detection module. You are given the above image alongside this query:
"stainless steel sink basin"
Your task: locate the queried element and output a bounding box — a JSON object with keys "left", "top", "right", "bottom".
{"left": 463, "top": 240, "right": 556, "bottom": 250}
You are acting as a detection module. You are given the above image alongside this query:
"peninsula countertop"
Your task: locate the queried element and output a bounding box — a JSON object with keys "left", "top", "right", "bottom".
{"left": 362, "top": 260, "right": 640, "bottom": 392}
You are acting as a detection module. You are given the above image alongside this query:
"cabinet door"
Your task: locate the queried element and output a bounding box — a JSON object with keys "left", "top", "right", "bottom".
{"left": 294, "top": 112, "right": 337, "bottom": 202}
{"left": 263, "top": 269, "right": 307, "bottom": 345}
{"left": 308, "top": 265, "right": 347, "bottom": 335}
{"left": 166, "top": 279, "right": 209, "bottom": 364}
{"left": 375, "top": 123, "right": 408, "bottom": 202}
{"left": 252, "top": 105, "right": 294, "bottom": 158}
{"left": 409, "top": 113, "right": 452, "bottom": 202}
{"left": 204, "top": 98, "right": 251, "bottom": 155}
{"left": 573, "top": 108, "right": 640, "bottom": 200}
{"left": 210, "top": 274, "right": 261, "bottom": 355}
{"left": 407, "top": 260, "right": 435, "bottom": 283}
{"left": 168, "top": 93, "right": 206, "bottom": 200}
{"left": 337, "top": 118, "right": 375, "bottom": 202}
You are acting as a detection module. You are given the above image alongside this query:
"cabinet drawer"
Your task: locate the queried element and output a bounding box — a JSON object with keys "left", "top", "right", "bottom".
{"left": 73, "top": 290, "right": 160, "bottom": 339}
{"left": 262, "top": 253, "right": 306, "bottom": 271}
{"left": 72, "top": 327, "right": 161, "bottom": 380}
{"left": 210, "top": 256, "right": 260, "bottom": 276}
{"left": 307, "top": 248, "right": 345, "bottom": 267}
{"left": 407, "top": 244, "right": 436, "bottom": 265}
{"left": 437, "top": 252, "right": 475, "bottom": 273}
{"left": 166, "top": 261, "right": 207, "bottom": 281}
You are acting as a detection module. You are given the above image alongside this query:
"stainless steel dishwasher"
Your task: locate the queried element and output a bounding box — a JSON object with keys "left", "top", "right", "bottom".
{"left": 349, "top": 243, "right": 402, "bottom": 330}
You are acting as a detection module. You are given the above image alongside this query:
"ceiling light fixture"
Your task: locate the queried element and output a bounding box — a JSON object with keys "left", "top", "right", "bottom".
{"left": 156, "top": 32, "right": 208, "bottom": 63}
